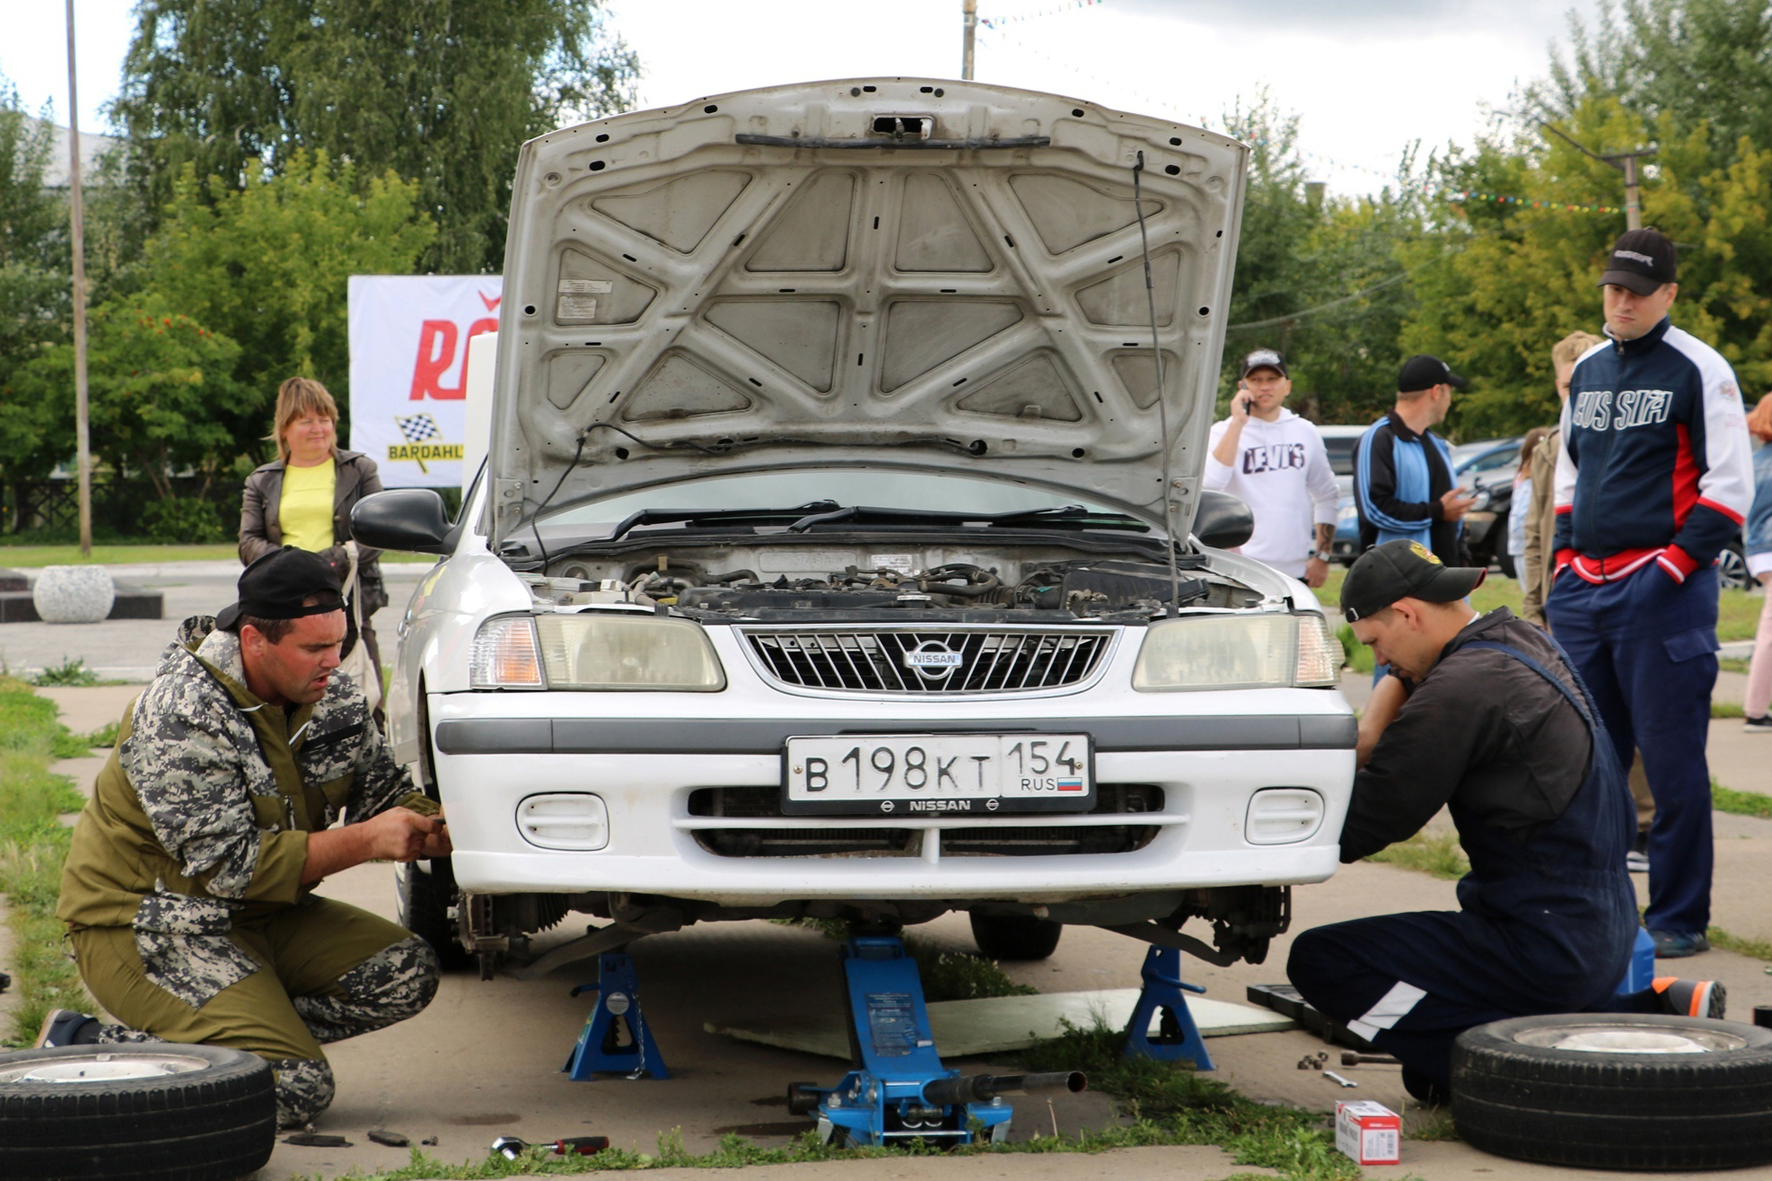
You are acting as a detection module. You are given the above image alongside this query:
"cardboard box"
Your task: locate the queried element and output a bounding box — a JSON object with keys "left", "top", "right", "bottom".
{"left": 1336, "top": 1100, "right": 1400, "bottom": 1165}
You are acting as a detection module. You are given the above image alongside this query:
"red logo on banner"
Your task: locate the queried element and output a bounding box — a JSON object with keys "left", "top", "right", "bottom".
{"left": 409, "top": 300, "right": 499, "bottom": 400}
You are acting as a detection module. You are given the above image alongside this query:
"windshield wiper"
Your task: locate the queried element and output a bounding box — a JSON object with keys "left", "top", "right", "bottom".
{"left": 607, "top": 500, "right": 838, "bottom": 542}
{"left": 787, "top": 504, "right": 1149, "bottom": 533}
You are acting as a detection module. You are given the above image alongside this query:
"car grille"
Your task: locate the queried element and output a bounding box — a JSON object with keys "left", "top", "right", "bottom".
{"left": 739, "top": 627, "right": 1112, "bottom": 694}
{"left": 686, "top": 784, "right": 1163, "bottom": 858}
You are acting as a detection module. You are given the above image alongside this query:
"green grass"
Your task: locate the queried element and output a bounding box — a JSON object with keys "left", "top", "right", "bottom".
{"left": 1707, "top": 927, "right": 1772, "bottom": 962}
{"left": 1714, "top": 779, "right": 1772, "bottom": 820}
{"left": 31, "top": 657, "right": 100, "bottom": 688}
{"left": 1721, "top": 656, "right": 1751, "bottom": 675}
{"left": 1713, "top": 700, "right": 1745, "bottom": 718}
{"left": 1364, "top": 830, "right": 1469, "bottom": 880}
{"left": 1314, "top": 567, "right": 1764, "bottom": 643}
{"left": 0, "top": 677, "right": 99, "bottom": 1045}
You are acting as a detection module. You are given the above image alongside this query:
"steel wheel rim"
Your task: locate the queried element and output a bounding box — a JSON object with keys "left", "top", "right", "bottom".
{"left": 0, "top": 1051, "right": 213, "bottom": 1084}
{"left": 1512, "top": 1022, "right": 1748, "bottom": 1055}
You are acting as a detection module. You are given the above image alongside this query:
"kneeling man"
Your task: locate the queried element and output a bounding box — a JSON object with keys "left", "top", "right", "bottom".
{"left": 1288, "top": 540, "right": 1721, "bottom": 1104}
{"left": 47, "top": 547, "right": 450, "bottom": 1128}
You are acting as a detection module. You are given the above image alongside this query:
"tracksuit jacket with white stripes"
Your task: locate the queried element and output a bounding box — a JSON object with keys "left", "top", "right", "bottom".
{"left": 1553, "top": 316, "right": 1754, "bottom": 580}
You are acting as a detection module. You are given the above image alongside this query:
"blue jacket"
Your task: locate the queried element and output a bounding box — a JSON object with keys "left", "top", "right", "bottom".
{"left": 1553, "top": 317, "right": 1755, "bottom": 584}
{"left": 1354, "top": 412, "right": 1464, "bottom": 563}
{"left": 1748, "top": 440, "right": 1772, "bottom": 560}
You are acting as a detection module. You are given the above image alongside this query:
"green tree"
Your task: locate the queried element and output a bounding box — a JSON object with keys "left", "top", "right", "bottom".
{"left": 1536, "top": 0, "right": 1772, "bottom": 171}
{"left": 1218, "top": 93, "right": 1428, "bottom": 425}
{"left": 0, "top": 79, "right": 71, "bottom": 482}
{"left": 112, "top": 0, "right": 639, "bottom": 272}
{"left": 141, "top": 150, "right": 437, "bottom": 460}
{"left": 8, "top": 296, "right": 244, "bottom": 499}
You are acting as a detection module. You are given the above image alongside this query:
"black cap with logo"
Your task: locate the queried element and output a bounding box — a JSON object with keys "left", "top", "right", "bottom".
{"left": 1597, "top": 227, "right": 1677, "bottom": 295}
{"left": 1240, "top": 348, "right": 1288, "bottom": 379}
{"left": 1396, "top": 354, "right": 1467, "bottom": 393}
{"left": 1341, "top": 539, "right": 1486, "bottom": 622}
{"left": 216, "top": 547, "right": 346, "bottom": 633}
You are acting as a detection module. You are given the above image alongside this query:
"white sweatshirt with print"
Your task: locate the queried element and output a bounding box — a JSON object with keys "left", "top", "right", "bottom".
{"left": 1202, "top": 409, "right": 1340, "bottom": 577}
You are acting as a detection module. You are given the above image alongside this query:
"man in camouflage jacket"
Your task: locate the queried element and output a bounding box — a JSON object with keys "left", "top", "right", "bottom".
{"left": 52, "top": 548, "right": 449, "bottom": 1128}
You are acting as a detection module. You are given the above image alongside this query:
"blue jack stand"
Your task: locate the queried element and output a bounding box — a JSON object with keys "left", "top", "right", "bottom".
{"left": 786, "top": 935, "right": 1083, "bottom": 1147}
{"left": 563, "top": 951, "right": 669, "bottom": 1080}
{"left": 1122, "top": 945, "right": 1214, "bottom": 1070}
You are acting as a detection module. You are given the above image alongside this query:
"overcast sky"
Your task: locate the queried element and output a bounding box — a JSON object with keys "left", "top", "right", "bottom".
{"left": 3, "top": 0, "right": 1601, "bottom": 197}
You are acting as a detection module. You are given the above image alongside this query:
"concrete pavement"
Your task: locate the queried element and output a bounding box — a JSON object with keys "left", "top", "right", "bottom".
{"left": 6, "top": 569, "right": 1772, "bottom": 1179}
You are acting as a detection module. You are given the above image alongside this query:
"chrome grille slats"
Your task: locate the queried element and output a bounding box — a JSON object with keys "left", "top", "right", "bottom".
{"left": 740, "top": 627, "right": 1110, "bottom": 694}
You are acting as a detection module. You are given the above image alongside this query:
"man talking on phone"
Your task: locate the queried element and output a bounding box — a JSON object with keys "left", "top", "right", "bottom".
{"left": 1203, "top": 349, "right": 1340, "bottom": 586}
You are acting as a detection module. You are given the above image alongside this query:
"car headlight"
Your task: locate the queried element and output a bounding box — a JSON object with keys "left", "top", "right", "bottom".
{"left": 1338, "top": 501, "right": 1358, "bottom": 521}
{"left": 1467, "top": 487, "right": 1493, "bottom": 511}
{"left": 1132, "top": 613, "right": 1340, "bottom": 691}
{"left": 470, "top": 613, "right": 725, "bottom": 690}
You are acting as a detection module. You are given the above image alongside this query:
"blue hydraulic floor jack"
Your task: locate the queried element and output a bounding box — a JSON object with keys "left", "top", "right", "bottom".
{"left": 786, "top": 934, "right": 1085, "bottom": 1147}
{"left": 563, "top": 951, "right": 670, "bottom": 1080}
{"left": 1122, "top": 945, "right": 1214, "bottom": 1070}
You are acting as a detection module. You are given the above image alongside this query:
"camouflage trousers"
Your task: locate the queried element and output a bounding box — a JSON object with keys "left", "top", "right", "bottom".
{"left": 70, "top": 896, "right": 440, "bottom": 1128}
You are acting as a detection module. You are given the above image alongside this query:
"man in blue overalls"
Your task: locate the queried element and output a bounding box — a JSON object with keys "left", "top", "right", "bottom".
{"left": 1288, "top": 540, "right": 1725, "bottom": 1104}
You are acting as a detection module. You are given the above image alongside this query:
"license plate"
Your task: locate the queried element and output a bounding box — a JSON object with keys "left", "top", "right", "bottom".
{"left": 782, "top": 734, "right": 1094, "bottom": 816}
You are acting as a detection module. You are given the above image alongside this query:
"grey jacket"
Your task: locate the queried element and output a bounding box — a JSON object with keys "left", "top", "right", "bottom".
{"left": 239, "top": 449, "right": 387, "bottom": 611}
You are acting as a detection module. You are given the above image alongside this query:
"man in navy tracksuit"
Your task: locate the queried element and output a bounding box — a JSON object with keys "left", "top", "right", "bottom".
{"left": 1289, "top": 541, "right": 1724, "bottom": 1105}
{"left": 1547, "top": 228, "right": 1756, "bottom": 958}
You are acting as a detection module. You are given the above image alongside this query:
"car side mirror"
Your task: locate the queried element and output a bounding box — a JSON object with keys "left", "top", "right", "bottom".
{"left": 1194, "top": 489, "right": 1254, "bottom": 550}
{"left": 350, "top": 489, "right": 454, "bottom": 555}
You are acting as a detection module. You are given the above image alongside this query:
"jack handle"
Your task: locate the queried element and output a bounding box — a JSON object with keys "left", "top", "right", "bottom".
{"left": 920, "top": 1070, "right": 1086, "bottom": 1106}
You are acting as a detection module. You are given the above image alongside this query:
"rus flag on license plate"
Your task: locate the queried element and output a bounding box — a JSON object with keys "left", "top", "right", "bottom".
{"left": 1057, "top": 778, "right": 1084, "bottom": 792}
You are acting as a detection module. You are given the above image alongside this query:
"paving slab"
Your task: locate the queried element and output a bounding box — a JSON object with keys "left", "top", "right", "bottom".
{"left": 710, "top": 989, "right": 1293, "bottom": 1060}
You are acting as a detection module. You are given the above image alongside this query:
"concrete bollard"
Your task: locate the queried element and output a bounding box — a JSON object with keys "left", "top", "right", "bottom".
{"left": 31, "top": 566, "right": 116, "bottom": 624}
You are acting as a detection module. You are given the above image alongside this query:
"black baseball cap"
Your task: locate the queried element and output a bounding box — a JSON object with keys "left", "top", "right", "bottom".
{"left": 1397, "top": 354, "right": 1467, "bottom": 393}
{"left": 1598, "top": 227, "right": 1677, "bottom": 295}
{"left": 1240, "top": 348, "right": 1288, "bottom": 379}
{"left": 216, "top": 547, "right": 346, "bottom": 632}
{"left": 1341, "top": 539, "right": 1486, "bottom": 622}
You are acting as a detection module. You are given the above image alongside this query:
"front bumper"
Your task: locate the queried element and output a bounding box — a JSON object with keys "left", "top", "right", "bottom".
{"left": 427, "top": 690, "right": 1356, "bottom": 906}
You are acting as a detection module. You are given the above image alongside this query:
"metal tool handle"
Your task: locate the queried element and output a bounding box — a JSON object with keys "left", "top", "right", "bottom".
{"left": 920, "top": 1070, "right": 1086, "bottom": 1106}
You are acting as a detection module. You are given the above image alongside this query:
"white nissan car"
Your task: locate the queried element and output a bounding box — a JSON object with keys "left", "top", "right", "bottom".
{"left": 352, "top": 79, "right": 1355, "bottom": 977}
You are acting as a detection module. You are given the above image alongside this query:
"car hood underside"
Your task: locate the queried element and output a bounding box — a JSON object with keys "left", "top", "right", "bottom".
{"left": 490, "top": 78, "right": 1247, "bottom": 548}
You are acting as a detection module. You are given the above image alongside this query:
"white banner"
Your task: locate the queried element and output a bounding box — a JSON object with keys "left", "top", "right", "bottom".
{"left": 347, "top": 274, "right": 503, "bottom": 488}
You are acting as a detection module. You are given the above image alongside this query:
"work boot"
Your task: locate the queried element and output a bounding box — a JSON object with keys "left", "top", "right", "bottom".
{"left": 1651, "top": 977, "right": 1726, "bottom": 1019}
{"left": 34, "top": 1009, "right": 99, "bottom": 1048}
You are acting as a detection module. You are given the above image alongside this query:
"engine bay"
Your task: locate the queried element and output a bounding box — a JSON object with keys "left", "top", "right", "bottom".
{"left": 526, "top": 545, "right": 1264, "bottom": 622}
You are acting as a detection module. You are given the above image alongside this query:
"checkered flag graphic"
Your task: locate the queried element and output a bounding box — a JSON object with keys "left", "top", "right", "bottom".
{"left": 395, "top": 413, "right": 441, "bottom": 443}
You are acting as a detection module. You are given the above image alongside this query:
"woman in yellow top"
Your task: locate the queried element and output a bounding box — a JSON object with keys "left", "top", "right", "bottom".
{"left": 239, "top": 377, "right": 388, "bottom": 680}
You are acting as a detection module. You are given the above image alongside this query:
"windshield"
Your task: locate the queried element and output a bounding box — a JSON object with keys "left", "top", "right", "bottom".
{"left": 540, "top": 469, "right": 1138, "bottom": 541}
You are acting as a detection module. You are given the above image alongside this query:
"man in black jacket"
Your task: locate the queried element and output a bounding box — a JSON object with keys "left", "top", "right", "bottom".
{"left": 1287, "top": 540, "right": 1722, "bottom": 1104}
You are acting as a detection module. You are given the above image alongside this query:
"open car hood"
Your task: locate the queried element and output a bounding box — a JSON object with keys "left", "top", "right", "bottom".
{"left": 490, "top": 78, "right": 1246, "bottom": 547}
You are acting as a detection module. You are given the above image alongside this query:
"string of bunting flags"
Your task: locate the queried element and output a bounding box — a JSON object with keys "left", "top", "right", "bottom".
{"left": 978, "top": 0, "right": 1108, "bottom": 29}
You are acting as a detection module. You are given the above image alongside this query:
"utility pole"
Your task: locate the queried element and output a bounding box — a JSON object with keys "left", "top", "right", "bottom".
{"left": 65, "top": 0, "right": 92, "bottom": 555}
{"left": 962, "top": 0, "right": 977, "bottom": 81}
{"left": 1529, "top": 117, "right": 1653, "bottom": 230}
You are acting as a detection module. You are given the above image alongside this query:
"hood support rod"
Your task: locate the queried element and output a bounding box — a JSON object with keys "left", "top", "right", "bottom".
{"left": 1133, "top": 151, "right": 1183, "bottom": 619}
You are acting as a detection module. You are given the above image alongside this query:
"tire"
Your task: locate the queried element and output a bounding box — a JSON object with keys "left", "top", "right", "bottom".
{"left": 396, "top": 856, "right": 473, "bottom": 970}
{"left": 969, "top": 913, "right": 1063, "bottom": 961}
{"left": 0, "top": 1043, "right": 275, "bottom": 1181}
{"left": 1718, "top": 540, "right": 1751, "bottom": 592}
{"left": 1451, "top": 1013, "right": 1772, "bottom": 1171}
